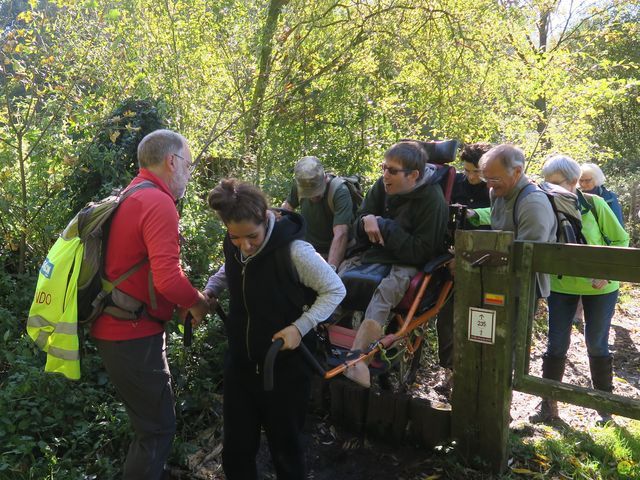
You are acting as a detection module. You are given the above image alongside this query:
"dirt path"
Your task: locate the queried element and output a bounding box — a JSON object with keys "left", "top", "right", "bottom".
{"left": 510, "top": 282, "right": 639, "bottom": 429}
{"left": 178, "top": 283, "right": 640, "bottom": 479}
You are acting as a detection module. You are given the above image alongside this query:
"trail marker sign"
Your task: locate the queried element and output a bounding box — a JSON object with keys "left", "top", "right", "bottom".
{"left": 468, "top": 307, "right": 496, "bottom": 344}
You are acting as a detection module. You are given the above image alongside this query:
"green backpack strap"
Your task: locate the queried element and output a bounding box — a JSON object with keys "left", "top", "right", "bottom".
{"left": 326, "top": 175, "right": 345, "bottom": 214}
{"left": 98, "top": 180, "right": 156, "bottom": 291}
{"left": 116, "top": 180, "right": 157, "bottom": 308}
{"left": 119, "top": 180, "right": 157, "bottom": 202}
{"left": 93, "top": 181, "right": 158, "bottom": 319}
{"left": 110, "top": 257, "right": 148, "bottom": 288}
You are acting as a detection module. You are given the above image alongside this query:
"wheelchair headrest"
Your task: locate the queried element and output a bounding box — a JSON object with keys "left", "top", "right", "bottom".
{"left": 421, "top": 139, "right": 459, "bottom": 164}
{"left": 398, "top": 139, "right": 459, "bottom": 164}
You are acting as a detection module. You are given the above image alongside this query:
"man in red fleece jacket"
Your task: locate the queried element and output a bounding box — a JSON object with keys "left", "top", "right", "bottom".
{"left": 91, "top": 129, "right": 209, "bottom": 480}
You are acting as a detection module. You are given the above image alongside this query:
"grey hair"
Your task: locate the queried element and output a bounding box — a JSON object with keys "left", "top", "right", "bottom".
{"left": 580, "top": 163, "right": 606, "bottom": 187}
{"left": 479, "top": 144, "right": 525, "bottom": 172}
{"left": 137, "top": 129, "right": 186, "bottom": 168}
{"left": 541, "top": 155, "right": 581, "bottom": 184}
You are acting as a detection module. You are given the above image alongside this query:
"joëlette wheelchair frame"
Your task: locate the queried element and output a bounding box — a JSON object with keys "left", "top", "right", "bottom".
{"left": 264, "top": 250, "right": 456, "bottom": 391}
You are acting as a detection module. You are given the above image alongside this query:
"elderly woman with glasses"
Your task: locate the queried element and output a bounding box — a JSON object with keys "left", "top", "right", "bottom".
{"left": 579, "top": 163, "right": 624, "bottom": 227}
{"left": 529, "top": 155, "right": 629, "bottom": 424}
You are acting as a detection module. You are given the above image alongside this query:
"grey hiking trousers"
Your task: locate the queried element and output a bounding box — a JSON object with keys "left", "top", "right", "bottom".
{"left": 95, "top": 332, "right": 175, "bottom": 480}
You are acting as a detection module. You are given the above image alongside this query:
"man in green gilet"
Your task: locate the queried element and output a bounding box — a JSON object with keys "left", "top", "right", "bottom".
{"left": 282, "top": 156, "right": 354, "bottom": 271}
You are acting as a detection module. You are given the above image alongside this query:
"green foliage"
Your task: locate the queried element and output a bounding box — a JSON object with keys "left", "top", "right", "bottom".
{"left": 168, "top": 315, "right": 227, "bottom": 433}
{"left": 0, "top": 349, "right": 130, "bottom": 480}
{"left": 0, "top": 0, "right": 141, "bottom": 273}
{"left": 178, "top": 181, "right": 227, "bottom": 287}
{"left": 509, "top": 422, "right": 640, "bottom": 479}
{"left": 0, "top": 267, "right": 229, "bottom": 479}
{"left": 61, "top": 97, "right": 168, "bottom": 213}
{"left": 0, "top": 0, "right": 638, "bottom": 476}
{"left": 587, "top": 6, "right": 640, "bottom": 176}
{"left": 0, "top": 268, "right": 128, "bottom": 479}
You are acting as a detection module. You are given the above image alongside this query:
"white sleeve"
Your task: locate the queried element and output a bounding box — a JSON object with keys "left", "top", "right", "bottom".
{"left": 204, "top": 264, "right": 228, "bottom": 297}
{"left": 289, "top": 240, "right": 346, "bottom": 336}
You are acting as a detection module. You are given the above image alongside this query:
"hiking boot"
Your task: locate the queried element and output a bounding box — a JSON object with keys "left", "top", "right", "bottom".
{"left": 529, "top": 354, "right": 566, "bottom": 424}
{"left": 596, "top": 412, "right": 613, "bottom": 426}
{"left": 529, "top": 399, "right": 560, "bottom": 423}
{"left": 589, "top": 354, "right": 614, "bottom": 425}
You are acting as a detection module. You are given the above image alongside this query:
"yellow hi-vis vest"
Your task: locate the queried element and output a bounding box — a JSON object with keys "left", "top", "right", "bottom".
{"left": 27, "top": 181, "right": 157, "bottom": 380}
{"left": 27, "top": 236, "right": 84, "bottom": 380}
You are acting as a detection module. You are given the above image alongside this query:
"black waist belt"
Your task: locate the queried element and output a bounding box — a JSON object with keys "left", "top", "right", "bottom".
{"left": 103, "top": 301, "right": 164, "bottom": 324}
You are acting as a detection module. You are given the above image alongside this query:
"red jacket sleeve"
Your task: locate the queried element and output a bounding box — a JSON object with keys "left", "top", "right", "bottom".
{"left": 140, "top": 194, "right": 200, "bottom": 308}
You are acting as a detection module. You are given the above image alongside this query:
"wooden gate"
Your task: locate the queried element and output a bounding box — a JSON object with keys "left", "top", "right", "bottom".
{"left": 452, "top": 230, "right": 640, "bottom": 473}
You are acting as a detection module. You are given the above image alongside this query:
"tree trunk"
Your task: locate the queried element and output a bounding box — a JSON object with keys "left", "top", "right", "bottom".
{"left": 17, "top": 133, "right": 26, "bottom": 274}
{"left": 535, "top": 9, "right": 550, "bottom": 137}
{"left": 244, "top": 0, "right": 289, "bottom": 184}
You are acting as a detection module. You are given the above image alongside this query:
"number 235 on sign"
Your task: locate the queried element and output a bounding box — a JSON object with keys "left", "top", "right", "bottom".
{"left": 468, "top": 307, "right": 496, "bottom": 344}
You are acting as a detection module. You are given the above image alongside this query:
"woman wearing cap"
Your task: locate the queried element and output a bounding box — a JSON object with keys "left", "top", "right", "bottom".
{"left": 204, "top": 179, "right": 345, "bottom": 480}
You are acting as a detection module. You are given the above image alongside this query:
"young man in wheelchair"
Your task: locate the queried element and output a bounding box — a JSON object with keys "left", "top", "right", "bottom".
{"left": 339, "top": 140, "right": 449, "bottom": 387}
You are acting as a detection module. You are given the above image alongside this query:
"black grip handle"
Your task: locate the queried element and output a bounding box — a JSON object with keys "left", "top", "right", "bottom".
{"left": 264, "top": 338, "right": 285, "bottom": 391}
{"left": 263, "top": 338, "right": 327, "bottom": 391}
{"left": 215, "top": 304, "right": 227, "bottom": 321}
{"left": 184, "top": 302, "right": 226, "bottom": 348}
{"left": 184, "top": 313, "right": 193, "bottom": 347}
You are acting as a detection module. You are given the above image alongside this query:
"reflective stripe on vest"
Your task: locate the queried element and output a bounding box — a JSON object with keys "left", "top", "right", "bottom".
{"left": 27, "top": 236, "right": 83, "bottom": 380}
{"left": 27, "top": 315, "right": 78, "bottom": 336}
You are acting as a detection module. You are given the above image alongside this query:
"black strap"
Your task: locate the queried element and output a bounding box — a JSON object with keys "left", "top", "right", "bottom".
{"left": 326, "top": 175, "right": 344, "bottom": 214}
{"left": 581, "top": 192, "right": 611, "bottom": 246}
{"left": 512, "top": 183, "right": 538, "bottom": 237}
{"left": 100, "top": 180, "right": 158, "bottom": 316}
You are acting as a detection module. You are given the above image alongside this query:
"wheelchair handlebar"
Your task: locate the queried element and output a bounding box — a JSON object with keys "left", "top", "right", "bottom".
{"left": 184, "top": 313, "right": 193, "bottom": 347}
{"left": 264, "top": 338, "right": 284, "bottom": 391}
{"left": 214, "top": 305, "right": 327, "bottom": 391}
{"left": 263, "top": 337, "right": 327, "bottom": 391}
{"left": 299, "top": 342, "right": 328, "bottom": 378}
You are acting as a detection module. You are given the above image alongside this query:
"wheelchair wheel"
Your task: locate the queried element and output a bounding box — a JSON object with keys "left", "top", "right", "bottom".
{"left": 378, "top": 340, "right": 424, "bottom": 393}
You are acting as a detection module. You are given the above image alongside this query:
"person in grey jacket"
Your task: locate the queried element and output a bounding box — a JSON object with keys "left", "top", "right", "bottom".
{"left": 468, "top": 144, "right": 557, "bottom": 297}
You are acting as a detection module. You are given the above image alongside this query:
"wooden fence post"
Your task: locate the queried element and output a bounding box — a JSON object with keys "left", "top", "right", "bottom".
{"left": 451, "top": 230, "right": 516, "bottom": 473}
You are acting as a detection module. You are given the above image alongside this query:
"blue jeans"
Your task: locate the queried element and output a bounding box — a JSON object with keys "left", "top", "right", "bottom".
{"left": 546, "top": 290, "right": 618, "bottom": 358}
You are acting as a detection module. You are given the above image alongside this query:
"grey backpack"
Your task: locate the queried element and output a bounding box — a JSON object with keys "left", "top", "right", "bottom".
{"left": 514, "top": 182, "right": 587, "bottom": 244}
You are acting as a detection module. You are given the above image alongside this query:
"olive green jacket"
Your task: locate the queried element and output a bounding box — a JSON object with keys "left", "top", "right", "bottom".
{"left": 353, "top": 165, "right": 448, "bottom": 266}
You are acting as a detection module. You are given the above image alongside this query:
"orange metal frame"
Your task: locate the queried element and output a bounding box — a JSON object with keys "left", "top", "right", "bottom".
{"left": 322, "top": 259, "right": 454, "bottom": 380}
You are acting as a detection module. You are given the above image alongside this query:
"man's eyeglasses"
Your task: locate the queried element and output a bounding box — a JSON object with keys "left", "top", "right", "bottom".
{"left": 381, "top": 163, "right": 412, "bottom": 175}
{"left": 173, "top": 153, "right": 195, "bottom": 174}
{"left": 479, "top": 173, "right": 503, "bottom": 184}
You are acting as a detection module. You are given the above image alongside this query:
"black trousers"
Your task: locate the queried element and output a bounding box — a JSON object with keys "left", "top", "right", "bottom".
{"left": 222, "top": 354, "right": 311, "bottom": 480}
{"left": 436, "top": 295, "right": 454, "bottom": 369}
{"left": 96, "top": 333, "right": 176, "bottom": 480}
